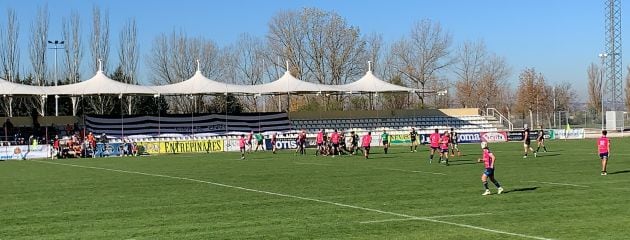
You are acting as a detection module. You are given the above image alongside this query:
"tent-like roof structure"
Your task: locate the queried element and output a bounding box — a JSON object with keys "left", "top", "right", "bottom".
{"left": 255, "top": 71, "right": 342, "bottom": 94}
{"left": 151, "top": 70, "right": 256, "bottom": 95}
{"left": 341, "top": 70, "right": 417, "bottom": 93}
{"left": 0, "top": 78, "right": 46, "bottom": 96}
{"left": 47, "top": 70, "right": 157, "bottom": 96}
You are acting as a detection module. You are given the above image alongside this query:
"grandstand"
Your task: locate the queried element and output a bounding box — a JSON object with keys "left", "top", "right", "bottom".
{"left": 290, "top": 108, "right": 499, "bottom": 133}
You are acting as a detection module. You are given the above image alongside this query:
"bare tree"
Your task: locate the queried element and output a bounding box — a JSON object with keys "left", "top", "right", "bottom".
{"left": 146, "top": 30, "right": 223, "bottom": 114}
{"left": 86, "top": 5, "right": 114, "bottom": 115}
{"left": 515, "top": 68, "right": 549, "bottom": 126}
{"left": 391, "top": 19, "right": 453, "bottom": 108}
{"left": 0, "top": 8, "right": 20, "bottom": 116}
{"left": 453, "top": 40, "right": 486, "bottom": 108}
{"left": 228, "top": 34, "right": 266, "bottom": 112}
{"left": 587, "top": 63, "right": 603, "bottom": 114}
{"left": 28, "top": 5, "right": 49, "bottom": 115}
{"left": 62, "top": 11, "right": 82, "bottom": 116}
{"left": 478, "top": 54, "right": 510, "bottom": 110}
{"left": 118, "top": 18, "right": 138, "bottom": 114}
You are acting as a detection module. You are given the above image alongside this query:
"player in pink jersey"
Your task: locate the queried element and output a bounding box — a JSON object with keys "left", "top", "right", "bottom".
{"left": 271, "top": 132, "right": 278, "bottom": 154}
{"left": 478, "top": 142, "right": 503, "bottom": 195}
{"left": 428, "top": 129, "right": 440, "bottom": 163}
{"left": 247, "top": 131, "right": 254, "bottom": 153}
{"left": 362, "top": 132, "right": 372, "bottom": 159}
{"left": 597, "top": 130, "right": 610, "bottom": 175}
{"left": 439, "top": 131, "right": 450, "bottom": 166}
{"left": 239, "top": 134, "right": 246, "bottom": 159}
{"left": 331, "top": 129, "right": 340, "bottom": 156}
{"left": 316, "top": 129, "right": 324, "bottom": 156}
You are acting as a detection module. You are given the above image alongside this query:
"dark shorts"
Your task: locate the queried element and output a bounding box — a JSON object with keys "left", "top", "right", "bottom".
{"left": 240, "top": 147, "right": 245, "bottom": 151}
{"left": 247, "top": 140, "right": 252, "bottom": 145}
{"left": 441, "top": 148, "right": 449, "bottom": 153}
{"left": 600, "top": 152, "right": 609, "bottom": 159}
{"left": 332, "top": 143, "right": 339, "bottom": 148}
{"left": 431, "top": 146, "right": 440, "bottom": 150}
{"left": 524, "top": 140, "right": 531, "bottom": 145}
{"left": 410, "top": 138, "right": 417, "bottom": 143}
{"left": 271, "top": 141, "right": 276, "bottom": 145}
{"left": 257, "top": 140, "right": 263, "bottom": 145}
{"left": 484, "top": 168, "right": 495, "bottom": 176}
{"left": 317, "top": 142, "right": 323, "bottom": 146}
{"left": 363, "top": 146, "right": 370, "bottom": 151}
{"left": 382, "top": 141, "right": 388, "bottom": 145}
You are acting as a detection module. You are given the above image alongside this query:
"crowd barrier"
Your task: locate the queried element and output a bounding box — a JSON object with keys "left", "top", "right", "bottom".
{"left": 2, "top": 129, "right": 583, "bottom": 159}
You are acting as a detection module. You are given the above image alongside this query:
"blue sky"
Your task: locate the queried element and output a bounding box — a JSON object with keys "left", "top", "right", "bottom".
{"left": 0, "top": 0, "right": 625, "bottom": 100}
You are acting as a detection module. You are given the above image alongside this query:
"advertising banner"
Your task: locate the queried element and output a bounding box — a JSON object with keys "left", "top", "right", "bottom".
{"left": 95, "top": 143, "right": 125, "bottom": 157}
{"left": 457, "top": 132, "right": 482, "bottom": 143}
{"left": 0, "top": 144, "right": 51, "bottom": 160}
{"left": 552, "top": 129, "right": 585, "bottom": 139}
{"left": 134, "top": 140, "right": 224, "bottom": 154}
{"left": 264, "top": 137, "right": 306, "bottom": 150}
{"left": 480, "top": 132, "right": 508, "bottom": 143}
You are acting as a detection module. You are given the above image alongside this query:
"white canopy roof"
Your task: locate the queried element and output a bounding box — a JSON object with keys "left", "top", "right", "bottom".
{"left": 151, "top": 70, "right": 256, "bottom": 95}
{"left": 254, "top": 71, "right": 342, "bottom": 94}
{"left": 341, "top": 70, "right": 416, "bottom": 93}
{"left": 0, "top": 78, "right": 46, "bottom": 95}
{"left": 46, "top": 70, "right": 157, "bottom": 96}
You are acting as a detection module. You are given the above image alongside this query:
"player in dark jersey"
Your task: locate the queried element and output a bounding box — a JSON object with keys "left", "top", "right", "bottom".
{"left": 350, "top": 131, "right": 362, "bottom": 155}
{"left": 449, "top": 127, "right": 461, "bottom": 157}
{"left": 535, "top": 128, "right": 547, "bottom": 154}
{"left": 409, "top": 127, "right": 419, "bottom": 152}
{"left": 523, "top": 126, "right": 535, "bottom": 158}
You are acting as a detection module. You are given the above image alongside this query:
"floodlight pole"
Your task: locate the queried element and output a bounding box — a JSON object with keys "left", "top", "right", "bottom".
{"left": 48, "top": 40, "right": 64, "bottom": 116}
{"left": 599, "top": 53, "right": 608, "bottom": 130}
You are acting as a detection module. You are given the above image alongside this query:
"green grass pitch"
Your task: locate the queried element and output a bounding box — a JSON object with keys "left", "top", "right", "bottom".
{"left": 1, "top": 138, "right": 629, "bottom": 239}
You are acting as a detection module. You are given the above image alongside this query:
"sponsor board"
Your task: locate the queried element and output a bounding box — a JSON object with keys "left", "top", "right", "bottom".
{"left": 507, "top": 130, "right": 541, "bottom": 142}
{"left": 134, "top": 140, "right": 224, "bottom": 154}
{"left": 552, "top": 129, "right": 585, "bottom": 139}
{"left": 264, "top": 138, "right": 308, "bottom": 150}
{"left": 457, "top": 133, "right": 481, "bottom": 143}
{"left": 0, "top": 144, "right": 51, "bottom": 160}
{"left": 389, "top": 134, "right": 430, "bottom": 145}
{"left": 480, "top": 132, "right": 508, "bottom": 143}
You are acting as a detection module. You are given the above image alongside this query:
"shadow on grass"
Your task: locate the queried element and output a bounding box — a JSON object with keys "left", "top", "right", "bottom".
{"left": 448, "top": 162, "right": 479, "bottom": 166}
{"left": 608, "top": 170, "right": 630, "bottom": 175}
{"left": 535, "top": 153, "right": 560, "bottom": 157}
{"left": 503, "top": 187, "right": 538, "bottom": 194}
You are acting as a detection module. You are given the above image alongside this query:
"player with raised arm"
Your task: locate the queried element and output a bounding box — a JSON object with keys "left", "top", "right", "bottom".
{"left": 449, "top": 127, "right": 461, "bottom": 157}
{"left": 439, "top": 131, "right": 450, "bottom": 166}
{"left": 535, "top": 128, "right": 547, "bottom": 154}
{"left": 409, "top": 127, "right": 418, "bottom": 152}
{"left": 428, "top": 129, "right": 440, "bottom": 163}
{"left": 598, "top": 130, "right": 610, "bottom": 175}
{"left": 523, "top": 126, "right": 535, "bottom": 158}
{"left": 381, "top": 130, "right": 390, "bottom": 154}
{"left": 479, "top": 142, "right": 504, "bottom": 195}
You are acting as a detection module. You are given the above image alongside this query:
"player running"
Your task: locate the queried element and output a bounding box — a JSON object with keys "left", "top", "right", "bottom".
{"left": 350, "top": 131, "right": 362, "bottom": 155}
{"left": 535, "top": 128, "right": 547, "bottom": 154}
{"left": 381, "top": 130, "right": 390, "bottom": 154}
{"left": 439, "top": 131, "right": 450, "bottom": 166}
{"left": 239, "top": 134, "right": 246, "bottom": 160}
{"left": 598, "top": 130, "right": 610, "bottom": 175}
{"left": 479, "top": 142, "right": 504, "bottom": 195}
{"left": 409, "top": 127, "right": 419, "bottom": 152}
{"left": 449, "top": 127, "right": 461, "bottom": 157}
{"left": 523, "top": 126, "right": 535, "bottom": 158}
{"left": 295, "top": 130, "right": 306, "bottom": 155}
{"left": 428, "top": 129, "right": 440, "bottom": 163}
{"left": 362, "top": 131, "right": 372, "bottom": 159}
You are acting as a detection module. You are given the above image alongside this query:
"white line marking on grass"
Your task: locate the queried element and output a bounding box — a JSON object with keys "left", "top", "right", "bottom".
{"left": 32, "top": 160, "right": 552, "bottom": 240}
{"left": 360, "top": 213, "right": 492, "bottom": 224}
{"left": 293, "top": 162, "right": 332, "bottom": 166}
{"left": 378, "top": 167, "right": 447, "bottom": 176}
{"left": 523, "top": 181, "right": 589, "bottom": 188}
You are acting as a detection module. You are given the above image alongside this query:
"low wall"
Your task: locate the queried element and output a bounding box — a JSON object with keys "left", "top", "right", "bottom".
{"left": 0, "top": 116, "right": 79, "bottom": 127}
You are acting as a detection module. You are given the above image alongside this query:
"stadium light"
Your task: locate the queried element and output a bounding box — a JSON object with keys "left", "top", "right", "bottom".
{"left": 48, "top": 39, "right": 64, "bottom": 116}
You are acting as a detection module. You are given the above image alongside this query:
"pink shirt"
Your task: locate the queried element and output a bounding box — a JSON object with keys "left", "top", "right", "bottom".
{"left": 239, "top": 138, "right": 246, "bottom": 148}
{"left": 440, "top": 135, "right": 450, "bottom": 149}
{"left": 362, "top": 134, "right": 372, "bottom": 147}
{"left": 430, "top": 133, "right": 440, "bottom": 147}
{"left": 482, "top": 148, "right": 494, "bottom": 169}
{"left": 598, "top": 136, "right": 610, "bottom": 153}
{"left": 316, "top": 132, "right": 324, "bottom": 143}
{"left": 331, "top": 132, "right": 340, "bottom": 144}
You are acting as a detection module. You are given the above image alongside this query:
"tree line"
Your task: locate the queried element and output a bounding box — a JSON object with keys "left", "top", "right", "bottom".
{"left": 0, "top": 5, "right": 592, "bottom": 126}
